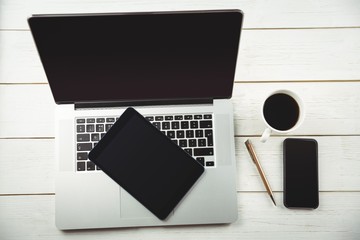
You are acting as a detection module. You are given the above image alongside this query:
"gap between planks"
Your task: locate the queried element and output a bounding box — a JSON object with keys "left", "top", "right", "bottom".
{"left": 1, "top": 26, "right": 360, "bottom": 32}
{"left": 235, "top": 134, "right": 360, "bottom": 138}
{"left": 1, "top": 80, "right": 360, "bottom": 86}
{"left": 1, "top": 135, "right": 360, "bottom": 140}
{"left": 1, "top": 190, "right": 359, "bottom": 197}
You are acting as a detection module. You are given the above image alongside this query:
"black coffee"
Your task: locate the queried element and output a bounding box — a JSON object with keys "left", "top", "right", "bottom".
{"left": 263, "top": 93, "right": 299, "bottom": 131}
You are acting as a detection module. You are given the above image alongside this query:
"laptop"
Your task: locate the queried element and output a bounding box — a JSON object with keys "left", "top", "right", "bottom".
{"left": 28, "top": 10, "right": 243, "bottom": 230}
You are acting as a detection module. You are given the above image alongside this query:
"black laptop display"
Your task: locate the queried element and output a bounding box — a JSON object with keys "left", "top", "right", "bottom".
{"left": 28, "top": 11, "right": 242, "bottom": 104}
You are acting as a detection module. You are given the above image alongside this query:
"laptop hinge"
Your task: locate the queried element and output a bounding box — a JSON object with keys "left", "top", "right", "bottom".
{"left": 74, "top": 99, "right": 213, "bottom": 110}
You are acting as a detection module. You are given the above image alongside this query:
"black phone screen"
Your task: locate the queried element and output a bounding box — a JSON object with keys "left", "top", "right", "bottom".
{"left": 283, "top": 138, "right": 319, "bottom": 209}
{"left": 88, "top": 107, "right": 204, "bottom": 220}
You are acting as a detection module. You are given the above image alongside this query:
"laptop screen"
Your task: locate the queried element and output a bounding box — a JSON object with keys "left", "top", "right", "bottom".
{"left": 28, "top": 10, "right": 243, "bottom": 104}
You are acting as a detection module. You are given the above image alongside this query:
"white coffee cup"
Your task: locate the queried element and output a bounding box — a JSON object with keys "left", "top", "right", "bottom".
{"left": 260, "top": 90, "right": 305, "bottom": 143}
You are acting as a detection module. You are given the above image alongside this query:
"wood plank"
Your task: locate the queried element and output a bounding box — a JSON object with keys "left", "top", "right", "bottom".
{"left": 232, "top": 82, "right": 360, "bottom": 136}
{"left": 1, "top": 136, "right": 359, "bottom": 194}
{"left": 236, "top": 136, "right": 360, "bottom": 192}
{"left": 1, "top": 28, "right": 360, "bottom": 83}
{"left": 235, "top": 28, "right": 360, "bottom": 81}
{"left": 0, "top": 31, "right": 47, "bottom": 84}
{"left": 0, "top": 85, "right": 55, "bottom": 138}
{"left": 1, "top": 0, "right": 360, "bottom": 30}
{"left": 0, "top": 82, "right": 359, "bottom": 138}
{"left": 0, "top": 193, "right": 359, "bottom": 239}
{"left": 0, "top": 139, "right": 55, "bottom": 194}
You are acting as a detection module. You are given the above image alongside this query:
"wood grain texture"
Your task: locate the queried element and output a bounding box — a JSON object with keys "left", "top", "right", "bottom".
{"left": 236, "top": 136, "right": 360, "bottom": 192}
{"left": 0, "top": 31, "right": 47, "bottom": 84}
{"left": 235, "top": 28, "right": 360, "bottom": 81}
{"left": 0, "top": 139, "right": 55, "bottom": 195}
{"left": 1, "top": 0, "right": 360, "bottom": 30}
{"left": 1, "top": 0, "right": 360, "bottom": 238}
{"left": 1, "top": 136, "right": 359, "bottom": 194}
{"left": 232, "top": 82, "right": 360, "bottom": 136}
{"left": 0, "top": 193, "right": 359, "bottom": 240}
{"left": 1, "top": 82, "right": 359, "bottom": 138}
{"left": 0, "top": 84, "right": 55, "bottom": 138}
{"left": 1, "top": 28, "right": 360, "bottom": 83}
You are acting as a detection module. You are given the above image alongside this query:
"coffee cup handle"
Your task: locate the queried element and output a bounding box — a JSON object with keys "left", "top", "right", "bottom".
{"left": 260, "top": 128, "right": 271, "bottom": 143}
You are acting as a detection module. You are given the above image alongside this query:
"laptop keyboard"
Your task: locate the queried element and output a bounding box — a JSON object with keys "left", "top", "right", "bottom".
{"left": 76, "top": 113, "right": 215, "bottom": 172}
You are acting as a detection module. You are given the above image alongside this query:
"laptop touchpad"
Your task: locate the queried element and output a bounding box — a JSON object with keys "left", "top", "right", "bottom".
{"left": 55, "top": 172, "right": 121, "bottom": 229}
{"left": 120, "top": 188, "right": 155, "bottom": 218}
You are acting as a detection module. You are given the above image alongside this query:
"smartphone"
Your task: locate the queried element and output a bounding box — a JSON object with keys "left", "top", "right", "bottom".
{"left": 283, "top": 138, "right": 319, "bottom": 209}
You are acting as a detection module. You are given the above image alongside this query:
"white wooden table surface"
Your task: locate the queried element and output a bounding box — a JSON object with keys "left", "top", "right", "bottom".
{"left": 1, "top": 1, "right": 360, "bottom": 239}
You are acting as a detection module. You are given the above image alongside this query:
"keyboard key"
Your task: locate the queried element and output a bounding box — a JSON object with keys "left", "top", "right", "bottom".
{"left": 96, "top": 124, "right": 104, "bottom": 132}
{"left": 189, "top": 139, "right": 197, "bottom": 147}
{"left": 181, "top": 121, "right": 189, "bottom": 129}
{"left": 171, "top": 121, "right": 180, "bottom": 129}
{"left": 87, "top": 118, "right": 95, "bottom": 123}
{"left": 77, "top": 134, "right": 90, "bottom": 142}
{"left": 153, "top": 122, "right": 161, "bottom": 130}
{"left": 96, "top": 165, "right": 101, "bottom": 170}
{"left": 198, "top": 139, "right": 206, "bottom": 147}
{"left": 105, "top": 124, "right": 113, "bottom": 132}
{"left": 101, "top": 133, "right": 106, "bottom": 139}
{"left": 186, "top": 130, "right": 194, "bottom": 138}
{"left": 96, "top": 118, "right": 105, "bottom": 123}
{"left": 176, "top": 130, "right": 185, "bottom": 138}
{"left": 200, "top": 120, "right": 212, "bottom": 128}
{"left": 77, "top": 143, "right": 92, "bottom": 151}
{"left": 179, "top": 139, "right": 187, "bottom": 147}
{"left": 106, "top": 118, "right": 115, "bottom": 122}
{"left": 77, "top": 119, "right": 85, "bottom": 124}
{"left": 86, "top": 124, "right": 95, "bottom": 132}
{"left": 194, "top": 115, "right": 202, "bottom": 119}
{"left": 184, "top": 148, "right": 193, "bottom": 156}
{"left": 190, "top": 121, "right": 198, "bottom": 129}
{"left": 195, "top": 130, "right": 203, "bottom": 138}
{"left": 172, "top": 139, "right": 178, "bottom": 145}
{"left": 204, "top": 114, "right": 212, "bottom": 119}
{"left": 175, "top": 115, "right": 183, "bottom": 120}
{"left": 155, "top": 116, "right": 164, "bottom": 121}
{"left": 77, "top": 162, "right": 85, "bottom": 171}
{"left": 207, "top": 137, "right": 213, "bottom": 146}
{"left": 194, "top": 148, "right": 214, "bottom": 156}
{"left": 162, "top": 122, "right": 170, "bottom": 130}
{"left": 87, "top": 161, "right": 95, "bottom": 171}
{"left": 205, "top": 130, "right": 213, "bottom": 146}
{"left": 165, "top": 116, "right": 173, "bottom": 120}
{"left": 206, "top": 161, "right": 215, "bottom": 167}
{"left": 167, "top": 131, "right": 175, "bottom": 138}
{"left": 196, "top": 157, "right": 205, "bottom": 166}
{"left": 77, "top": 152, "right": 88, "bottom": 160}
{"left": 91, "top": 133, "right": 100, "bottom": 141}
{"left": 145, "top": 116, "right": 154, "bottom": 121}
{"left": 77, "top": 125, "right": 85, "bottom": 133}
{"left": 205, "top": 129, "right": 213, "bottom": 138}
{"left": 184, "top": 115, "right": 192, "bottom": 120}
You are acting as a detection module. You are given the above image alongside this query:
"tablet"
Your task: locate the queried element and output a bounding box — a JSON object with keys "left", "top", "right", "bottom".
{"left": 88, "top": 107, "right": 204, "bottom": 220}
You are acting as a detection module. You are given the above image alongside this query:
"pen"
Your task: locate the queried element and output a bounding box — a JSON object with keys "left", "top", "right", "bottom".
{"left": 244, "top": 139, "right": 276, "bottom": 206}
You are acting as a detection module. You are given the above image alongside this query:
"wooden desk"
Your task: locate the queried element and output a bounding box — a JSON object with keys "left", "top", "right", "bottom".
{"left": 1, "top": 1, "right": 360, "bottom": 239}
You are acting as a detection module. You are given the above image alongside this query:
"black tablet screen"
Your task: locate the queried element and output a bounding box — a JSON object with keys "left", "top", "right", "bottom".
{"left": 88, "top": 107, "right": 204, "bottom": 220}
